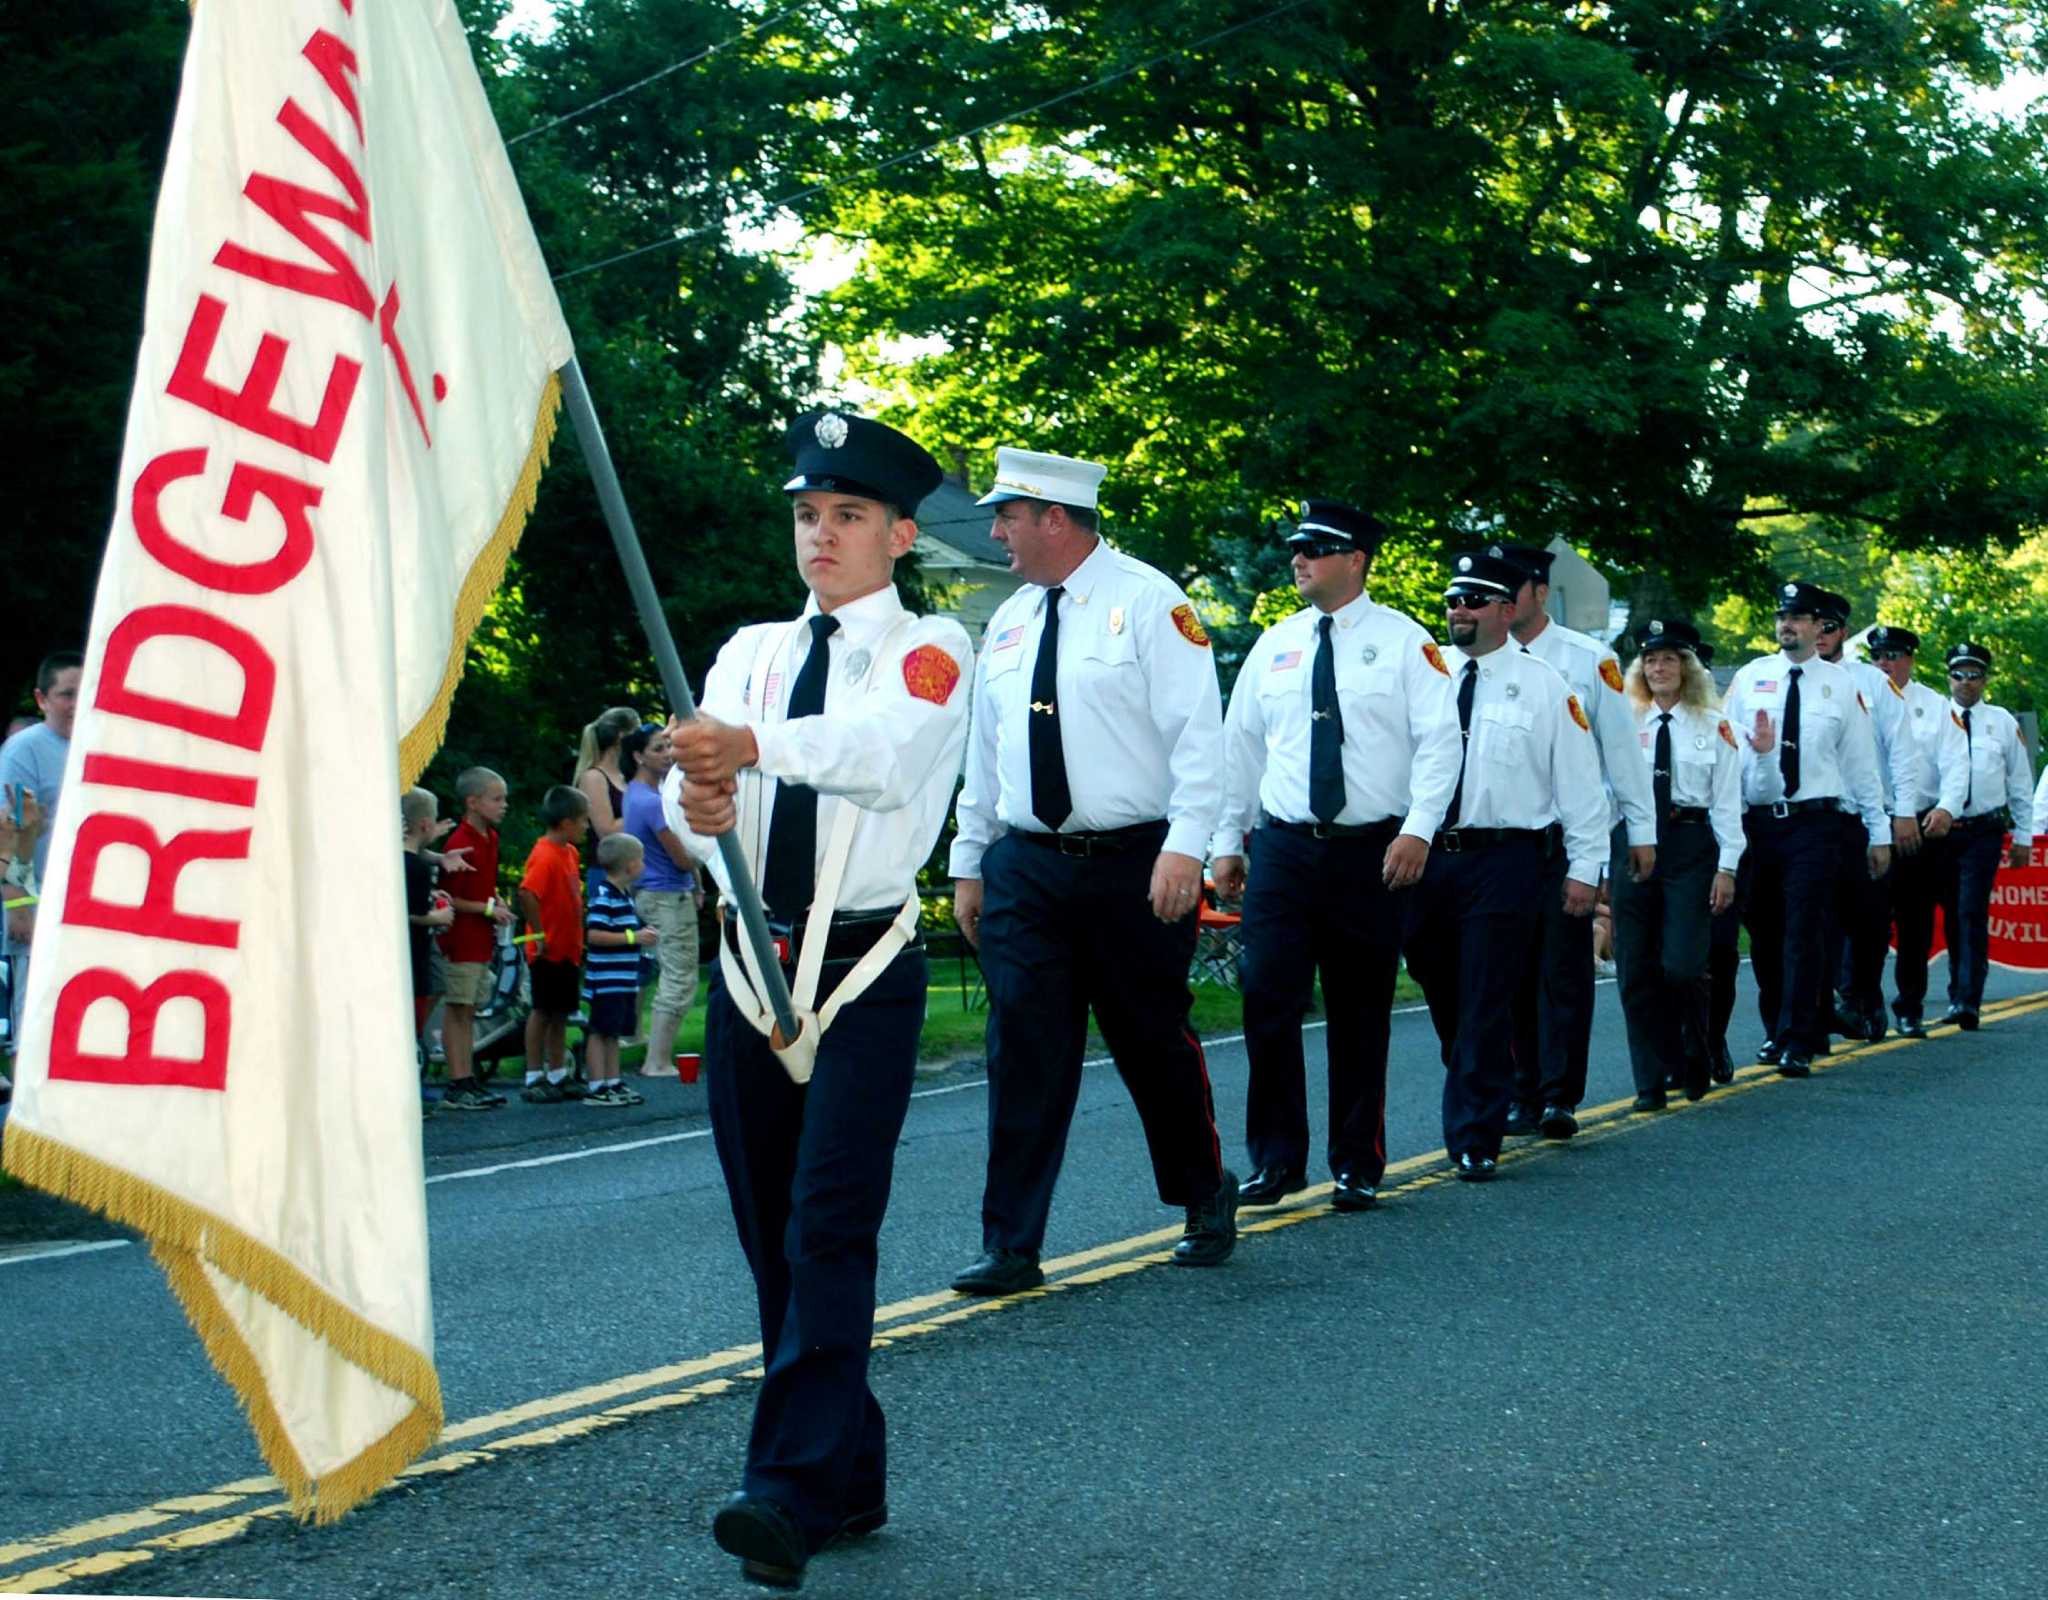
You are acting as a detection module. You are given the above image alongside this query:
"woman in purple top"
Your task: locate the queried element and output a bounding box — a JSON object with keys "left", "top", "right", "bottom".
{"left": 621, "top": 722, "right": 701, "bottom": 1077}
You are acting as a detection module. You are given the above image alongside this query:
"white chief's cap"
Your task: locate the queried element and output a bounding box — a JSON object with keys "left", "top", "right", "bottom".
{"left": 976, "top": 447, "right": 1109, "bottom": 510}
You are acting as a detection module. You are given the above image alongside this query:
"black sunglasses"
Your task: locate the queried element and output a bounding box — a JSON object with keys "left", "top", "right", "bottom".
{"left": 1445, "top": 594, "right": 1503, "bottom": 611}
{"left": 1949, "top": 668, "right": 1986, "bottom": 680}
{"left": 1870, "top": 648, "right": 1909, "bottom": 662}
{"left": 1290, "top": 539, "right": 1351, "bottom": 561}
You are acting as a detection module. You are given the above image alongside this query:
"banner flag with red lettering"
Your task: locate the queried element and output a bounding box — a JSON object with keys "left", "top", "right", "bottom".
{"left": 2, "top": 0, "right": 572, "bottom": 1520}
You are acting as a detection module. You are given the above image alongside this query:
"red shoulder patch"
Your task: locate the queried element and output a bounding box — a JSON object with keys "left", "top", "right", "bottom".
{"left": 1598, "top": 657, "right": 1625, "bottom": 694}
{"left": 1567, "top": 693, "right": 1591, "bottom": 733}
{"left": 1855, "top": 690, "right": 1869, "bottom": 713}
{"left": 1718, "top": 719, "right": 1738, "bottom": 750}
{"left": 1171, "top": 603, "right": 1211, "bottom": 647}
{"left": 901, "top": 643, "right": 961, "bottom": 705}
{"left": 1421, "top": 640, "right": 1450, "bottom": 676}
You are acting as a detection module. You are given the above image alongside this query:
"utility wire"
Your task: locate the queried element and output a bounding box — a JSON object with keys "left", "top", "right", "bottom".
{"left": 550, "top": 0, "right": 1321, "bottom": 284}
{"left": 507, "top": 6, "right": 802, "bottom": 148}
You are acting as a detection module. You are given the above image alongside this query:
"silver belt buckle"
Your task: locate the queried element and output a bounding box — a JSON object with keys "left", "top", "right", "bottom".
{"left": 1439, "top": 831, "right": 1463, "bottom": 854}
{"left": 1769, "top": 801, "right": 1790, "bottom": 819}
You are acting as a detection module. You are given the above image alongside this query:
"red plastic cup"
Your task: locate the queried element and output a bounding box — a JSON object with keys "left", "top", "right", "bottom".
{"left": 674, "top": 1052, "right": 701, "bottom": 1083}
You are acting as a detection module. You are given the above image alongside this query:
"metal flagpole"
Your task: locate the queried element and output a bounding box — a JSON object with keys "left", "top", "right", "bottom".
{"left": 558, "top": 358, "right": 802, "bottom": 1042}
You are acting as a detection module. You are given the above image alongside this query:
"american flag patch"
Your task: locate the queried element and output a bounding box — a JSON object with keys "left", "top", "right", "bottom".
{"left": 992, "top": 625, "right": 1025, "bottom": 652}
{"left": 763, "top": 671, "right": 783, "bottom": 709}
{"left": 1271, "top": 650, "right": 1303, "bottom": 671}
{"left": 1754, "top": 679, "right": 1777, "bottom": 693}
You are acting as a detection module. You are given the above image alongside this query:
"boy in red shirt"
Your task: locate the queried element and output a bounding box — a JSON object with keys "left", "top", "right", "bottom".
{"left": 439, "top": 767, "right": 515, "bottom": 1112}
{"left": 518, "top": 785, "right": 591, "bottom": 1102}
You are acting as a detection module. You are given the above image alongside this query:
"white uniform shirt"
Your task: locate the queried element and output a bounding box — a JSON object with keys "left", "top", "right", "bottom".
{"left": 950, "top": 538, "right": 1223, "bottom": 877}
{"left": 1210, "top": 593, "right": 1461, "bottom": 855}
{"left": 666, "top": 584, "right": 972, "bottom": 912}
{"left": 2035, "top": 763, "right": 2048, "bottom": 837}
{"left": 1936, "top": 698, "right": 2036, "bottom": 846}
{"left": 1445, "top": 644, "right": 1611, "bottom": 887}
{"left": 1723, "top": 651, "right": 1887, "bottom": 845}
{"left": 1886, "top": 676, "right": 1953, "bottom": 813}
{"left": 1631, "top": 700, "right": 1745, "bottom": 874}
{"left": 1843, "top": 657, "right": 1919, "bottom": 818}
{"left": 1517, "top": 617, "right": 1658, "bottom": 847}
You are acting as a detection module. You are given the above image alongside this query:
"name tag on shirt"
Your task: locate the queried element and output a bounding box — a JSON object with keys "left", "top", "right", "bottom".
{"left": 991, "top": 625, "right": 1025, "bottom": 652}
{"left": 1270, "top": 650, "right": 1303, "bottom": 672}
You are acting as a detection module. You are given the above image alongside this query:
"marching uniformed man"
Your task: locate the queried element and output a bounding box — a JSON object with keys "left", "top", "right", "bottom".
{"left": 1402, "top": 551, "right": 1608, "bottom": 1180}
{"left": 1858, "top": 624, "right": 1953, "bottom": 1036}
{"left": 1210, "top": 501, "right": 1460, "bottom": 1210}
{"left": 1922, "top": 642, "right": 2036, "bottom": 1030}
{"left": 667, "top": 411, "right": 973, "bottom": 1588}
{"left": 1724, "top": 580, "right": 1889, "bottom": 1076}
{"left": 1610, "top": 619, "right": 1744, "bottom": 1108}
{"left": 1494, "top": 544, "right": 1657, "bottom": 1140}
{"left": 949, "top": 448, "right": 1237, "bottom": 1295}
{"left": 1813, "top": 592, "right": 1921, "bottom": 1045}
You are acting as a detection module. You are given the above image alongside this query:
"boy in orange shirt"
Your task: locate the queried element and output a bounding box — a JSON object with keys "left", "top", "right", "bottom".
{"left": 518, "top": 785, "right": 591, "bottom": 1103}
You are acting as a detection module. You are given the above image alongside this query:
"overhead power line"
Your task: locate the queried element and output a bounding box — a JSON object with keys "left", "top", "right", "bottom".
{"left": 507, "top": 6, "right": 802, "bottom": 149}
{"left": 548, "top": 0, "right": 1322, "bottom": 284}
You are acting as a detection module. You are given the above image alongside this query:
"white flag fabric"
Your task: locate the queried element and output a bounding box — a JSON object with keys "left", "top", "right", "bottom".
{"left": 2, "top": 0, "right": 572, "bottom": 1519}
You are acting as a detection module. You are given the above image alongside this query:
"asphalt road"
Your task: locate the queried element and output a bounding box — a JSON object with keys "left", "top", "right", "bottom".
{"left": 3, "top": 959, "right": 2044, "bottom": 1597}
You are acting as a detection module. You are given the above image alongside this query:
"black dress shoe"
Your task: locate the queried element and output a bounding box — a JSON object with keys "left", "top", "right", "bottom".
{"left": 1171, "top": 1170, "right": 1239, "bottom": 1266}
{"left": 1237, "top": 1164, "right": 1307, "bottom": 1206}
{"left": 829, "top": 1501, "right": 887, "bottom": 1545}
{"left": 1894, "top": 1010, "right": 1927, "bottom": 1039}
{"left": 1942, "top": 1005, "right": 1980, "bottom": 1031}
{"left": 1861, "top": 1008, "right": 1888, "bottom": 1044}
{"left": 1777, "top": 1053, "right": 1812, "bottom": 1078}
{"left": 1756, "top": 1038, "right": 1784, "bottom": 1066}
{"left": 1631, "top": 1089, "right": 1667, "bottom": 1113}
{"left": 1331, "top": 1173, "right": 1378, "bottom": 1212}
{"left": 1831, "top": 998, "right": 1867, "bottom": 1040}
{"left": 1537, "top": 1104, "right": 1579, "bottom": 1140}
{"left": 950, "top": 1248, "right": 1043, "bottom": 1296}
{"left": 1453, "top": 1152, "right": 1496, "bottom": 1182}
{"left": 1711, "top": 1042, "right": 1736, "bottom": 1085}
{"left": 712, "top": 1492, "right": 809, "bottom": 1589}
{"left": 1502, "top": 1103, "right": 1542, "bottom": 1138}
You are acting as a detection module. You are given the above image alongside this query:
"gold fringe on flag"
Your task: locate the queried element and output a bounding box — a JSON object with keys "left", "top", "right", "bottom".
{"left": 1, "top": 1123, "right": 443, "bottom": 1523}
{"left": 398, "top": 369, "right": 564, "bottom": 789}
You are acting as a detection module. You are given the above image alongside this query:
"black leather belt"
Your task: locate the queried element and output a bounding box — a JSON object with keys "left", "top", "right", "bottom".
{"left": 1010, "top": 821, "right": 1168, "bottom": 858}
{"left": 1432, "top": 826, "right": 1547, "bottom": 853}
{"left": 1746, "top": 799, "right": 1837, "bottom": 819}
{"left": 1262, "top": 814, "right": 1401, "bottom": 840}
{"left": 1663, "top": 806, "right": 1710, "bottom": 825}
{"left": 1953, "top": 810, "right": 2011, "bottom": 834}
{"left": 722, "top": 907, "right": 922, "bottom": 965}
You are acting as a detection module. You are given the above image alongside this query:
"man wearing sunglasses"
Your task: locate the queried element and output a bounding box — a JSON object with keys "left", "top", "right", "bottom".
{"left": 1401, "top": 552, "right": 1608, "bottom": 1181}
{"left": 1490, "top": 544, "right": 1657, "bottom": 1143}
{"left": 1920, "top": 642, "right": 2036, "bottom": 1030}
{"left": 1812, "top": 592, "right": 1922, "bottom": 1046}
{"left": 1862, "top": 626, "right": 1955, "bottom": 1036}
{"left": 1211, "top": 501, "right": 1462, "bottom": 1212}
{"left": 1723, "top": 581, "right": 1889, "bottom": 1077}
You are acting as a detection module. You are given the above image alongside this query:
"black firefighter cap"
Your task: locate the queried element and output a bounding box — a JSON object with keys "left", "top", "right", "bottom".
{"left": 1947, "top": 641, "right": 1993, "bottom": 672}
{"left": 1634, "top": 617, "right": 1703, "bottom": 655}
{"left": 1773, "top": 579, "right": 1831, "bottom": 617}
{"left": 1816, "top": 589, "right": 1852, "bottom": 627}
{"left": 1487, "top": 542, "right": 1554, "bottom": 583}
{"left": 1444, "top": 551, "right": 1527, "bottom": 601}
{"left": 1866, "top": 625, "right": 1921, "bottom": 654}
{"left": 783, "top": 410, "right": 943, "bottom": 514}
{"left": 1288, "top": 500, "right": 1386, "bottom": 554}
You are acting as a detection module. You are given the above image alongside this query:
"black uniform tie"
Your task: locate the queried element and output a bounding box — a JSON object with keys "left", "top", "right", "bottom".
{"left": 1654, "top": 711, "right": 1673, "bottom": 821}
{"left": 1029, "top": 586, "right": 1072, "bottom": 831}
{"left": 1962, "top": 706, "right": 1974, "bottom": 810}
{"left": 1780, "top": 665, "right": 1803, "bottom": 798}
{"left": 1309, "top": 614, "right": 1345, "bottom": 824}
{"left": 762, "top": 612, "right": 839, "bottom": 922}
{"left": 1445, "top": 659, "right": 1478, "bottom": 828}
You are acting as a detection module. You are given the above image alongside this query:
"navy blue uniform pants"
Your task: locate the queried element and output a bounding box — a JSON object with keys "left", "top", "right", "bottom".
{"left": 977, "top": 832, "right": 1224, "bottom": 1256}
{"left": 1937, "top": 824, "right": 2007, "bottom": 1011}
{"left": 1820, "top": 811, "right": 1883, "bottom": 1028}
{"left": 1509, "top": 832, "right": 1594, "bottom": 1113}
{"left": 1240, "top": 820, "right": 1405, "bottom": 1184}
{"left": 1403, "top": 834, "right": 1546, "bottom": 1161}
{"left": 1705, "top": 870, "right": 1741, "bottom": 1051}
{"left": 1889, "top": 838, "right": 1944, "bottom": 1020}
{"left": 1610, "top": 818, "right": 1717, "bottom": 1094}
{"left": 704, "top": 948, "right": 925, "bottom": 1547}
{"left": 1741, "top": 810, "right": 1837, "bottom": 1053}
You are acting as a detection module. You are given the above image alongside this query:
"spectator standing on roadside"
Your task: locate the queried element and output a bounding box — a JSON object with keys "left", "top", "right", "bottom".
{"left": 576, "top": 705, "right": 641, "bottom": 893}
{"left": 1, "top": 650, "right": 82, "bottom": 1062}
{"left": 402, "top": 787, "right": 456, "bottom": 1111}
{"left": 438, "top": 767, "right": 516, "bottom": 1112}
{"left": 518, "top": 784, "right": 591, "bottom": 1101}
{"left": 2, "top": 783, "right": 44, "bottom": 1084}
{"left": 583, "top": 831, "right": 653, "bottom": 1106}
{"left": 624, "top": 721, "right": 701, "bottom": 1078}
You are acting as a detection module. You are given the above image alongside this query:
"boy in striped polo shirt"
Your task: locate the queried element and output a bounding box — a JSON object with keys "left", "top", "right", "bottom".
{"left": 584, "top": 831, "right": 657, "bottom": 1106}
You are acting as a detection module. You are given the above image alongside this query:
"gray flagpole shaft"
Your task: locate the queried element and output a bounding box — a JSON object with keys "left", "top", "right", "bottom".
{"left": 558, "top": 359, "right": 801, "bottom": 1041}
